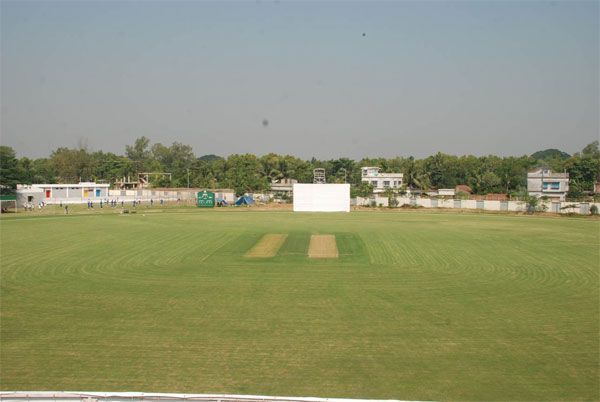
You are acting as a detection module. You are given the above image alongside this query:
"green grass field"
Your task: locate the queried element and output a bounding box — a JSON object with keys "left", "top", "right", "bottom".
{"left": 1, "top": 209, "right": 598, "bottom": 401}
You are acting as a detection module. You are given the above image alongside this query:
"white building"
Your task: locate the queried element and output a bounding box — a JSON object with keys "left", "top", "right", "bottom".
{"left": 17, "top": 182, "right": 110, "bottom": 206}
{"left": 361, "top": 167, "right": 404, "bottom": 194}
{"left": 527, "top": 168, "right": 570, "bottom": 201}
{"left": 270, "top": 178, "right": 297, "bottom": 199}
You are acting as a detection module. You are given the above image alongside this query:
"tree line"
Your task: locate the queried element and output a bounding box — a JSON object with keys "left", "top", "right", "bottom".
{"left": 1, "top": 138, "right": 598, "bottom": 199}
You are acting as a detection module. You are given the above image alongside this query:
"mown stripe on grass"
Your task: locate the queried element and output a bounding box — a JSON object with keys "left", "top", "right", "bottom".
{"left": 245, "top": 234, "right": 288, "bottom": 258}
{"left": 334, "top": 232, "right": 369, "bottom": 264}
{"left": 278, "top": 231, "right": 310, "bottom": 256}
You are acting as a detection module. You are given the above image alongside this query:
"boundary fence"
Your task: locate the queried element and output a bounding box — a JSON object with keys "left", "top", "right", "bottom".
{"left": 355, "top": 196, "right": 599, "bottom": 215}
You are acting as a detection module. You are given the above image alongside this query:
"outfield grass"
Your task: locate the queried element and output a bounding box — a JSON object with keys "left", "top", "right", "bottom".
{"left": 1, "top": 209, "right": 598, "bottom": 401}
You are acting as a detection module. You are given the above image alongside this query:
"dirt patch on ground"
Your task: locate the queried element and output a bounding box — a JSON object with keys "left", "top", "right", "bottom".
{"left": 308, "top": 234, "right": 339, "bottom": 259}
{"left": 245, "top": 234, "right": 288, "bottom": 258}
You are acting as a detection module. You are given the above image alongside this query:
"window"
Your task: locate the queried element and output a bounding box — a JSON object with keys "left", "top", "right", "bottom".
{"left": 383, "top": 181, "right": 390, "bottom": 187}
{"left": 542, "top": 182, "right": 560, "bottom": 190}
{"left": 371, "top": 180, "right": 378, "bottom": 186}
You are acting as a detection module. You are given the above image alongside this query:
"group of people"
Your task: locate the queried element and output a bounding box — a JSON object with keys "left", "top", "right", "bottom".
{"left": 87, "top": 199, "right": 126, "bottom": 209}
{"left": 22, "top": 201, "right": 46, "bottom": 211}
{"left": 85, "top": 198, "right": 167, "bottom": 208}
{"left": 130, "top": 198, "right": 166, "bottom": 207}
{"left": 22, "top": 198, "right": 173, "bottom": 213}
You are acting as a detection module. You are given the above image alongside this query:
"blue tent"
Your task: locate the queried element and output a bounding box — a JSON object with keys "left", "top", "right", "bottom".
{"left": 216, "top": 198, "right": 228, "bottom": 206}
{"left": 235, "top": 195, "right": 254, "bottom": 205}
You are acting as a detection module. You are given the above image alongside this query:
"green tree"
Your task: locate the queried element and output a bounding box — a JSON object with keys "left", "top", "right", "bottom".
{"left": 225, "top": 154, "right": 268, "bottom": 196}
{"left": 352, "top": 181, "right": 374, "bottom": 197}
{"left": 50, "top": 147, "right": 95, "bottom": 182}
{"left": 0, "top": 146, "right": 20, "bottom": 194}
{"left": 478, "top": 171, "right": 502, "bottom": 194}
{"left": 92, "top": 152, "right": 132, "bottom": 184}
{"left": 384, "top": 187, "right": 398, "bottom": 208}
{"left": 565, "top": 142, "right": 600, "bottom": 195}
{"left": 580, "top": 141, "right": 599, "bottom": 158}
{"left": 531, "top": 148, "right": 570, "bottom": 161}
{"left": 125, "top": 136, "right": 156, "bottom": 173}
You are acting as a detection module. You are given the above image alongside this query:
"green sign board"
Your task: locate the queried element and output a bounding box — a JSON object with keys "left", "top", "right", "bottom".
{"left": 197, "top": 191, "right": 215, "bottom": 208}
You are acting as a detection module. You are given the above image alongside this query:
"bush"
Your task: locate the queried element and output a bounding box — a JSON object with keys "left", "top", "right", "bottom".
{"left": 524, "top": 195, "right": 538, "bottom": 214}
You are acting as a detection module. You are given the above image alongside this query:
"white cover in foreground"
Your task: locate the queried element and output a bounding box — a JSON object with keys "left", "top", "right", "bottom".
{"left": 0, "top": 391, "right": 410, "bottom": 402}
{"left": 293, "top": 184, "right": 350, "bottom": 212}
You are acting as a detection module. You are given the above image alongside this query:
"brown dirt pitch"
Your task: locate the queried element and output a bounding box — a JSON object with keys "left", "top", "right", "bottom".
{"left": 245, "top": 234, "right": 288, "bottom": 258}
{"left": 308, "top": 234, "right": 339, "bottom": 258}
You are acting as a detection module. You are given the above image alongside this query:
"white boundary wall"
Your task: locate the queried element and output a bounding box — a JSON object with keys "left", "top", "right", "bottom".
{"left": 355, "top": 196, "right": 600, "bottom": 215}
{"left": 293, "top": 184, "right": 350, "bottom": 212}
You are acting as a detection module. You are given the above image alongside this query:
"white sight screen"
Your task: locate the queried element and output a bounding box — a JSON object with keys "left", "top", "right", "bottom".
{"left": 293, "top": 184, "right": 350, "bottom": 212}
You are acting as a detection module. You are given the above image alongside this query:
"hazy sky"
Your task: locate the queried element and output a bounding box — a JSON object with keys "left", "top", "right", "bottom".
{"left": 1, "top": 1, "right": 598, "bottom": 159}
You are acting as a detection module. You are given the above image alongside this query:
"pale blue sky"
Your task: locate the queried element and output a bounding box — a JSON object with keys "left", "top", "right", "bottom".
{"left": 1, "top": 1, "right": 598, "bottom": 159}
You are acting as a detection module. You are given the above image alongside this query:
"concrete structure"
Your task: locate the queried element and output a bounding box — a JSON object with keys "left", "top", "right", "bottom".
{"left": 17, "top": 182, "right": 109, "bottom": 207}
{"left": 527, "top": 168, "right": 569, "bottom": 201}
{"left": 270, "top": 178, "right": 297, "bottom": 199}
{"left": 293, "top": 183, "right": 350, "bottom": 212}
{"left": 210, "top": 189, "right": 236, "bottom": 203}
{"left": 16, "top": 184, "right": 235, "bottom": 207}
{"left": 313, "top": 168, "right": 326, "bottom": 184}
{"left": 471, "top": 193, "right": 509, "bottom": 201}
{"left": 355, "top": 195, "right": 598, "bottom": 215}
{"left": 437, "top": 189, "right": 456, "bottom": 197}
{"left": 108, "top": 188, "right": 235, "bottom": 204}
{"left": 361, "top": 167, "right": 403, "bottom": 194}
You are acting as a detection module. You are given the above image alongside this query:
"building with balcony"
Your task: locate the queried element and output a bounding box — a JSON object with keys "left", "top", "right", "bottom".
{"left": 361, "top": 167, "right": 404, "bottom": 194}
{"left": 527, "top": 168, "right": 570, "bottom": 201}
